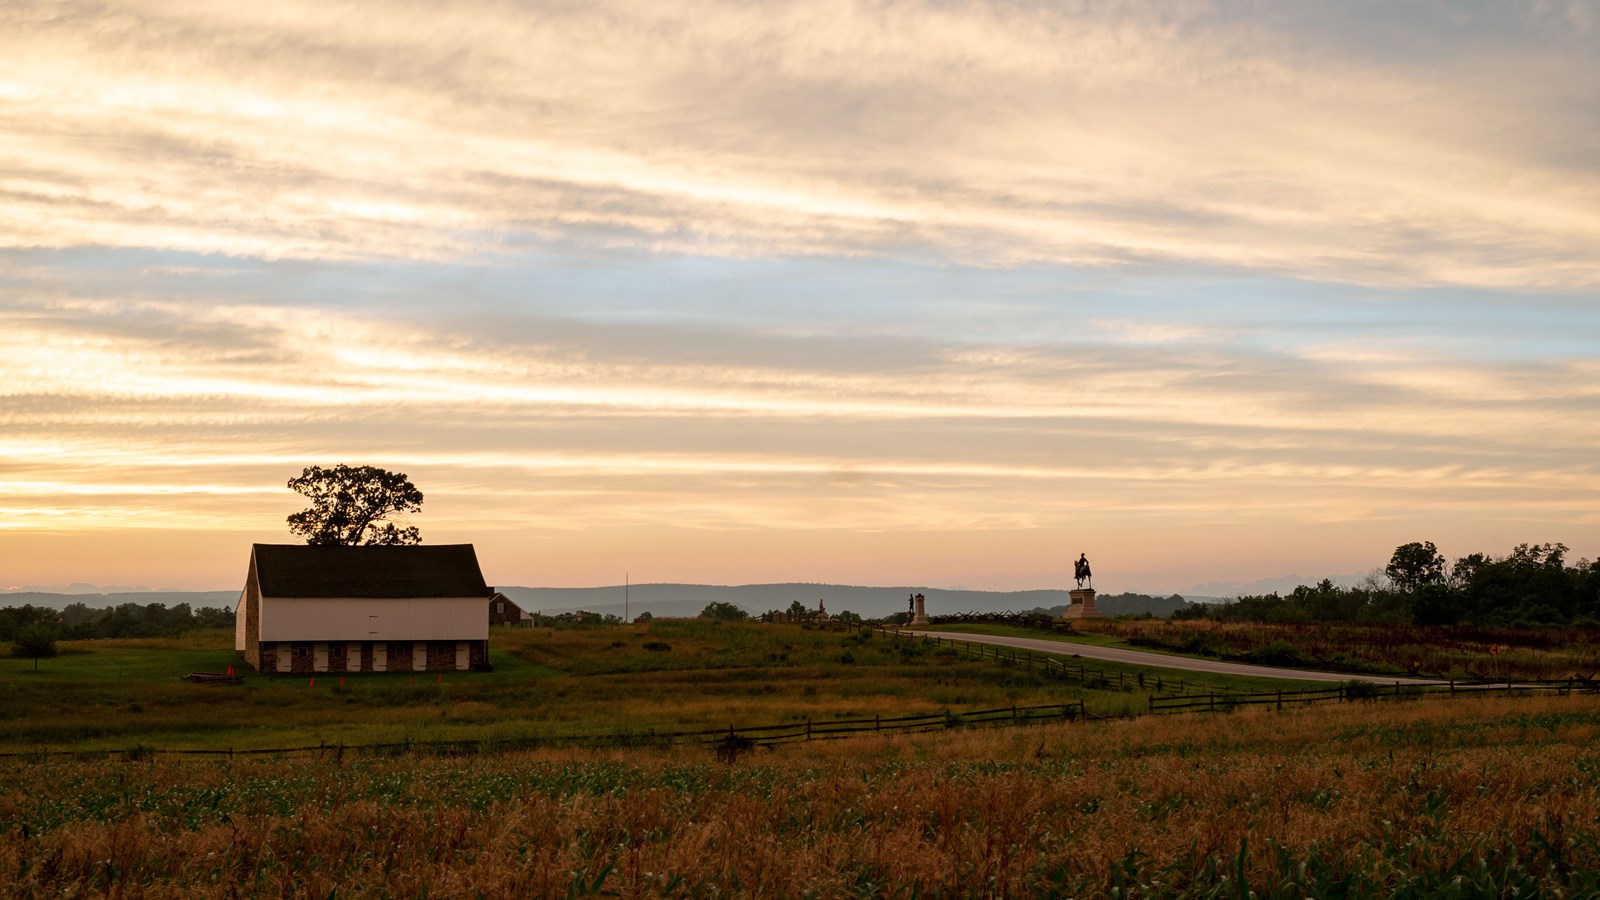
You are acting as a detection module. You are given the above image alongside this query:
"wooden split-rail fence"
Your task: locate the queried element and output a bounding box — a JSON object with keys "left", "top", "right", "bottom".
{"left": 0, "top": 702, "right": 1092, "bottom": 763}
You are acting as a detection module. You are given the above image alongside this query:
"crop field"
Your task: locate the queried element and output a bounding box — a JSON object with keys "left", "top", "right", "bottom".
{"left": 0, "top": 622, "right": 1302, "bottom": 753}
{"left": 7, "top": 619, "right": 1597, "bottom": 896}
{"left": 6, "top": 694, "right": 1600, "bottom": 896}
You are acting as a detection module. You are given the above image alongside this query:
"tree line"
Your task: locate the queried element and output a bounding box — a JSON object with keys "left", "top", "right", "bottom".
{"left": 1176, "top": 542, "right": 1600, "bottom": 627}
{"left": 1, "top": 601, "right": 235, "bottom": 644}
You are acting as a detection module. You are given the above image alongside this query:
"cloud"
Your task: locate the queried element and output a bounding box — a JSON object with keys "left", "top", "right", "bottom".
{"left": 1, "top": 0, "right": 1597, "bottom": 286}
{"left": 1, "top": 4, "right": 1597, "bottom": 590}
{"left": 3, "top": 254, "right": 1596, "bottom": 582}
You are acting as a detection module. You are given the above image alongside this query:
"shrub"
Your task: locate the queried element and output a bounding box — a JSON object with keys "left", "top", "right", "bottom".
{"left": 11, "top": 624, "right": 58, "bottom": 670}
{"left": 1342, "top": 680, "right": 1383, "bottom": 700}
{"left": 700, "top": 602, "right": 749, "bottom": 621}
{"left": 1244, "top": 640, "right": 1305, "bottom": 668}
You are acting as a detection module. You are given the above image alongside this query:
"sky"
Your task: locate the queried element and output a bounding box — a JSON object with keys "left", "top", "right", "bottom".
{"left": 2, "top": 0, "right": 1598, "bottom": 595}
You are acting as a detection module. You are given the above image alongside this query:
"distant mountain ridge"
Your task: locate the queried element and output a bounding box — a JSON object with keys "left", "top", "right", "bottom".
{"left": 0, "top": 583, "right": 1194, "bottom": 619}
{"left": 0, "top": 590, "right": 239, "bottom": 611}
{"left": 494, "top": 583, "right": 1192, "bottom": 619}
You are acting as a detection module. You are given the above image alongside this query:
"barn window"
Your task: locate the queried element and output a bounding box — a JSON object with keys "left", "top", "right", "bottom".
{"left": 496, "top": 602, "right": 504, "bottom": 613}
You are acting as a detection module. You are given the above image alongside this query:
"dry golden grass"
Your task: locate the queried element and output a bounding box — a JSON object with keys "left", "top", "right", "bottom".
{"left": 5, "top": 694, "right": 1600, "bottom": 896}
{"left": 1080, "top": 617, "right": 1600, "bottom": 680}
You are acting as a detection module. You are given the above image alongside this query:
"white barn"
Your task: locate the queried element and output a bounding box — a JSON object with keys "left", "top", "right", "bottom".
{"left": 235, "top": 543, "right": 492, "bottom": 674}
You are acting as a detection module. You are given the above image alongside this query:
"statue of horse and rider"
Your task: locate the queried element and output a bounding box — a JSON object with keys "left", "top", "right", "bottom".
{"left": 1073, "top": 553, "right": 1092, "bottom": 589}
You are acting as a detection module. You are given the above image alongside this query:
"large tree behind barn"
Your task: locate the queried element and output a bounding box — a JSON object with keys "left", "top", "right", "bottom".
{"left": 286, "top": 465, "right": 424, "bottom": 546}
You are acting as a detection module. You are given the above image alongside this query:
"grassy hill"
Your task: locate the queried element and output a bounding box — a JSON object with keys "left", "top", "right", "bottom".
{"left": 0, "top": 620, "right": 1284, "bottom": 753}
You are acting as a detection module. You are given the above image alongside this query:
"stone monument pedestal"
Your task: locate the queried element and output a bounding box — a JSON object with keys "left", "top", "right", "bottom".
{"left": 907, "top": 593, "right": 929, "bottom": 626}
{"left": 1063, "top": 587, "right": 1103, "bottom": 619}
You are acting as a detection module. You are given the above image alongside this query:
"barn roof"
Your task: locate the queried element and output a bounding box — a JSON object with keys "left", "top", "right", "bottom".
{"left": 252, "top": 544, "right": 490, "bottom": 598}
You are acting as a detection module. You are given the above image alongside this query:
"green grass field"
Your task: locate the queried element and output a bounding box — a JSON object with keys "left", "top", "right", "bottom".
{"left": 0, "top": 621, "right": 1324, "bottom": 753}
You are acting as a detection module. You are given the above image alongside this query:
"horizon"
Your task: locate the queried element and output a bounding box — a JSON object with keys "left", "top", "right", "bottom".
{"left": 3, "top": 2, "right": 1597, "bottom": 593}
{"left": 0, "top": 569, "right": 1421, "bottom": 602}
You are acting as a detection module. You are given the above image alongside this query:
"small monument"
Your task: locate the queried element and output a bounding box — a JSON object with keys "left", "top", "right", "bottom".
{"left": 907, "top": 592, "right": 930, "bottom": 626}
{"left": 1063, "top": 553, "right": 1103, "bottom": 619}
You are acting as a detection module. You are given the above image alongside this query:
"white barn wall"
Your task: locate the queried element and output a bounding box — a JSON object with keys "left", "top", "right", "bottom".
{"left": 259, "top": 596, "right": 488, "bottom": 642}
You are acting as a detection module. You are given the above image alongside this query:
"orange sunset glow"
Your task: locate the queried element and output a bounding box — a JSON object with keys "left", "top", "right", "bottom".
{"left": 2, "top": 1, "right": 1597, "bottom": 595}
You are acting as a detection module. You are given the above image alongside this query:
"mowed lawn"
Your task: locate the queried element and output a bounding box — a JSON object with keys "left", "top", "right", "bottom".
{"left": 0, "top": 621, "right": 1325, "bottom": 752}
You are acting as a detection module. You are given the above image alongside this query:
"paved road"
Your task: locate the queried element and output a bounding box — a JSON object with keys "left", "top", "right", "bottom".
{"left": 904, "top": 630, "right": 1442, "bottom": 685}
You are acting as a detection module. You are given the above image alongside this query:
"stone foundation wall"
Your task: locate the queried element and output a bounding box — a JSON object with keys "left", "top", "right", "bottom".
{"left": 426, "top": 641, "right": 455, "bottom": 670}
{"left": 253, "top": 638, "right": 489, "bottom": 673}
{"left": 386, "top": 642, "right": 413, "bottom": 672}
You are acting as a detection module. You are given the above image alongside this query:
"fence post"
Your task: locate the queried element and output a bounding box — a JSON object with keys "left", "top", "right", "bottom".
{"left": 807, "top": 719, "right": 813, "bottom": 741}
{"left": 1276, "top": 688, "right": 1282, "bottom": 712}
{"left": 1209, "top": 693, "right": 1215, "bottom": 712}
{"left": 875, "top": 715, "right": 880, "bottom": 731}
{"left": 1449, "top": 679, "right": 1454, "bottom": 696}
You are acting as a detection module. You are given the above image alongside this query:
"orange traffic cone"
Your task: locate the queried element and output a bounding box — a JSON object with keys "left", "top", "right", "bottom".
{"left": 339, "top": 676, "right": 344, "bottom": 687}
{"left": 309, "top": 678, "right": 315, "bottom": 687}
{"left": 437, "top": 674, "right": 443, "bottom": 684}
